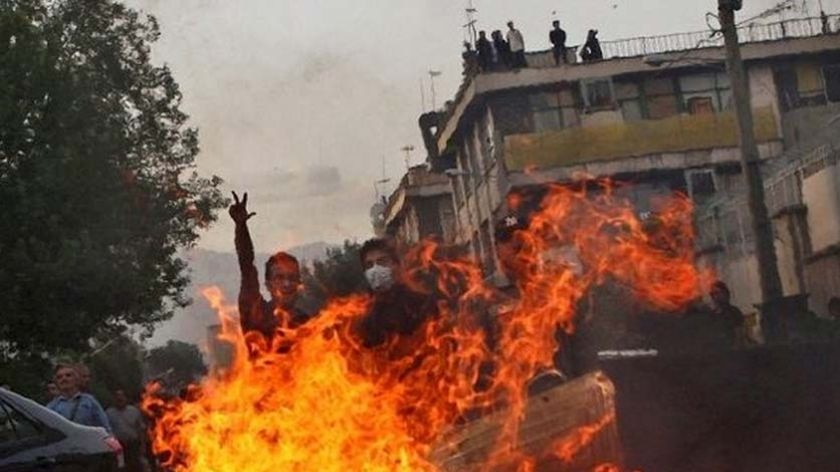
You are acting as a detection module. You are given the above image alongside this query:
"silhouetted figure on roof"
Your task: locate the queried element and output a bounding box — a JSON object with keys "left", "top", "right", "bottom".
{"left": 580, "top": 29, "right": 604, "bottom": 62}
{"left": 492, "top": 30, "right": 511, "bottom": 70}
{"left": 462, "top": 41, "right": 478, "bottom": 76}
{"left": 475, "top": 30, "right": 493, "bottom": 72}
{"left": 550, "top": 20, "right": 568, "bottom": 65}
{"left": 506, "top": 21, "right": 527, "bottom": 68}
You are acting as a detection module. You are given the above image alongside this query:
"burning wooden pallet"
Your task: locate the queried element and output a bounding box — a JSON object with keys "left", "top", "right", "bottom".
{"left": 430, "top": 371, "right": 623, "bottom": 471}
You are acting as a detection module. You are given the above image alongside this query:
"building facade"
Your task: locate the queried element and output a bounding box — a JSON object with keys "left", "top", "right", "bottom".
{"left": 414, "top": 15, "right": 840, "bottom": 314}
{"left": 383, "top": 165, "right": 456, "bottom": 247}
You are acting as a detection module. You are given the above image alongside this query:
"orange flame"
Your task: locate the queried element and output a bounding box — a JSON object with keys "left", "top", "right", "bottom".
{"left": 143, "top": 181, "right": 709, "bottom": 471}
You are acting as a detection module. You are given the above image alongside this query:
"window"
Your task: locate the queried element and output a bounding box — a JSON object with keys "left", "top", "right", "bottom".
{"left": 616, "top": 81, "right": 643, "bottom": 122}
{"left": 466, "top": 132, "right": 482, "bottom": 184}
{"left": 528, "top": 92, "right": 563, "bottom": 132}
{"left": 0, "top": 400, "right": 41, "bottom": 445}
{"left": 456, "top": 147, "right": 470, "bottom": 201}
{"left": 774, "top": 66, "right": 800, "bottom": 111}
{"left": 823, "top": 64, "right": 840, "bottom": 102}
{"left": 679, "top": 72, "right": 732, "bottom": 113}
{"left": 687, "top": 96, "right": 714, "bottom": 115}
{"left": 478, "top": 112, "right": 495, "bottom": 170}
{"left": 643, "top": 77, "right": 679, "bottom": 119}
{"left": 581, "top": 78, "right": 615, "bottom": 110}
{"left": 687, "top": 169, "right": 717, "bottom": 203}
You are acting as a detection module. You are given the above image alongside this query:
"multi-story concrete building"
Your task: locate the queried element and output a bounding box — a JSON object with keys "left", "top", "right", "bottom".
{"left": 413, "top": 15, "right": 840, "bottom": 314}
{"left": 382, "top": 164, "right": 456, "bottom": 247}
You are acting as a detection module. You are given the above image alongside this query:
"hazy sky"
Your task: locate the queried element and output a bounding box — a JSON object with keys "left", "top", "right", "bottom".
{"left": 125, "top": 0, "right": 839, "bottom": 254}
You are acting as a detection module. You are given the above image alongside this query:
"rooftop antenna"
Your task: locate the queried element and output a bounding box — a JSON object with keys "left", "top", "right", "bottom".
{"left": 374, "top": 156, "right": 391, "bottom": 203}
{"left": 401, "top": 145, "right": 415, "bottom": 173}
{"left": 463, "top": 0, "right": 478, "bottom": 45}
{"left": 420, "top": 76, "right": 426, "bottom": 113}
{"left": 428, "top": 70, "right": 442, "bottom": 110}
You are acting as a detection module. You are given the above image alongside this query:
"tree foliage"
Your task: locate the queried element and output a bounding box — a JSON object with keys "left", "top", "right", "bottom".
{"left": 86, "top": 334, "right": 146, "bottom": 406}
{"left": 301, "top": 240, "right": 366, "bottom": 301}
{"left": 145, "top": 340, "right": 206, "bottom": 391}
{"left": 0, "top": 0, "right": 226, "bottom": 357}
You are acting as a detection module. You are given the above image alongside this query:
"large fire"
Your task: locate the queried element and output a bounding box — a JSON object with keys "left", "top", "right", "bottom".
{"left": 143, "top": 182, "right": 709, "bottom": 471}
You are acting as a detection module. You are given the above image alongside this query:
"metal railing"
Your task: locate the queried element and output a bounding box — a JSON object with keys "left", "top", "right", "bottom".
{"left": 765, "top": 144, "right": 840, "bottom": 214}
{"left": 600, "top": 15, "right": 840, "bottom": 60}
{"left": 698, "top": 143, "right": 840, "bottom": 254}
{"left": 695, "top": 195, "right": 755, "bottom": 258}
{"left": 518, "top": 14, "right": 840, "bottom": 69}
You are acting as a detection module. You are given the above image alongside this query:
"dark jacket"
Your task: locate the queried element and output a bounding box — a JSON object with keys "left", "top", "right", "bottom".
{"left": 550, "top": 28, "right": 567, "bottom": 48}
{"left": 358, "top": 284, "right": 437, "bottom": 349}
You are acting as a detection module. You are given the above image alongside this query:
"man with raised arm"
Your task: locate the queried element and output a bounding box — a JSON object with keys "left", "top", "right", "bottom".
{"left": 229, "top": 191, "right": 316, "bottom": 344}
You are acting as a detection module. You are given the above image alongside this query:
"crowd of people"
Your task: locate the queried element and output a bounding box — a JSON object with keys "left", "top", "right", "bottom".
{"left": 228, "top": 192, "right": 840, "bottom": 383}
{"left": 30, "top": 191, "right": 840, "bottom": 468}
{"left": 43, "top": 363, "right": 150, "bottom": 472}
{"left": 466, "top": 19, "right": 605, "bottom": 74}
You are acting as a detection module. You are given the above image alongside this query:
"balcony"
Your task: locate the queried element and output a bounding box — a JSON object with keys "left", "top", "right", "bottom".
{"left": 503, "top": 107, "right": 780, "bottom": 171}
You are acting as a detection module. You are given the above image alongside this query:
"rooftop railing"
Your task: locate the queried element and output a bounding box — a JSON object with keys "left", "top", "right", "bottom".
{"left": 601, "top": 15, "right": 839, "bottom": 59}
{"left": 520, "top": 14, "right": 840, "bottom": 69}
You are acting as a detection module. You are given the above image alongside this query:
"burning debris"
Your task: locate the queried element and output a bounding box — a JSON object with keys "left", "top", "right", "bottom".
{"left": 143, "top": 181, "right": 709, "bottom": 471}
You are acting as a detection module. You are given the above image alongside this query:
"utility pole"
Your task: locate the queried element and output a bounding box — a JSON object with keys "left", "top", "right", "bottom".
{"left": 718, "top": 0, "right": 786, "bottom": 340}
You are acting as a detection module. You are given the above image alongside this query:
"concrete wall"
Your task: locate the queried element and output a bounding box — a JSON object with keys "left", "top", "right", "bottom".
{"left": 803, "top": 163, "right": 840, "bottom": 253}
{"left": 781, "top": 102, "right": 840, "bottom": 151}
{"left": 773, "top": 213, "right": 807, "bottom": 297}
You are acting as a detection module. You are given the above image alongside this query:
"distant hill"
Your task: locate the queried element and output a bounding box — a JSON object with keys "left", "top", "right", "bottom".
{"left": 146, "top": 242, "right": 335, "bottom": 347}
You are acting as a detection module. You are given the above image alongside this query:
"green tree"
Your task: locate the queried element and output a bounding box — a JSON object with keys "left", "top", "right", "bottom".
{"left": 0, "top": 0, "right": 226, "bottom": 360}
{"left": 86, "top": 334, "right": 146, "bottom": 406}
{"left": 301, "top": 240, "right": 366, "bottom": 301}
{"left": 145, "top": 340, "right": 206, "bottom": 391}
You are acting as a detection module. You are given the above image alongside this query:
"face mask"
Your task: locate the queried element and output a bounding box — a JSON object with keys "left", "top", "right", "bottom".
{"left": 365, "top": 264, "right": 395, "bottom": 292}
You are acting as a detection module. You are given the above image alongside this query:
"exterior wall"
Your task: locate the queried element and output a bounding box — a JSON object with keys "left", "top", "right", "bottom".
{"left": 701, "top": 251, "right": 764, "bottom": 315}
{"left": 503, "top": 107, "right": 780, "bottom": 171}
{"left": 773, "top": 213, "right": 807, "bottom": 297}
{"left": 781, "top": 102, "right": 840, "bottom": 151}
{"left": 437, "top": 35, "right": 840, "bottom": 289}
{"left": 438, "top": 34, "right": 840, "bottom": 154}
{"left": 803, "top": 163, "right": 840, "bottom": 253}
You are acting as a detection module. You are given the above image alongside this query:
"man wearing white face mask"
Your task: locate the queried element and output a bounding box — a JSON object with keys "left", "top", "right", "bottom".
{"left": 356, "top": 238, "right": 437, "bottom": 353}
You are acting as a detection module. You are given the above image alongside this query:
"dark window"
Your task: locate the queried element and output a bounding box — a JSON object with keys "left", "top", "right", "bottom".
{"left": 616, "top": 81, "right": 643, "bottom": 121}
{"left": 688, "top": 169, "right": 717, "bottom": 202}
{"left": 528, "top": 92, "right": 563, "bottom": 131}
{"left": 774, "top": 66, "right": 800, "bottom": 111}
{"left": 581, "top": 78, "right": 615, "bottom": 110}
{"left": 824, "top": 64, "right": 840, "bottom": 102}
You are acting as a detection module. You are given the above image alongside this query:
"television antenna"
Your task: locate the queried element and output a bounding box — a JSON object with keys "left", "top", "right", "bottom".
{"left": 401, "top": 145, "right": 415, "bottom": 172}
{"left": 463, "top": 0, "right": 478, "bottom": 44}
{"left": 428, "top": 70, "right": 442, "bottom": 110}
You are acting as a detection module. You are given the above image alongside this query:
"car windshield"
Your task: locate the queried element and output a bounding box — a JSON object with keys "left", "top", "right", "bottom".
{"left": 0, "top": 399, "right": 41, "bottom": 443}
